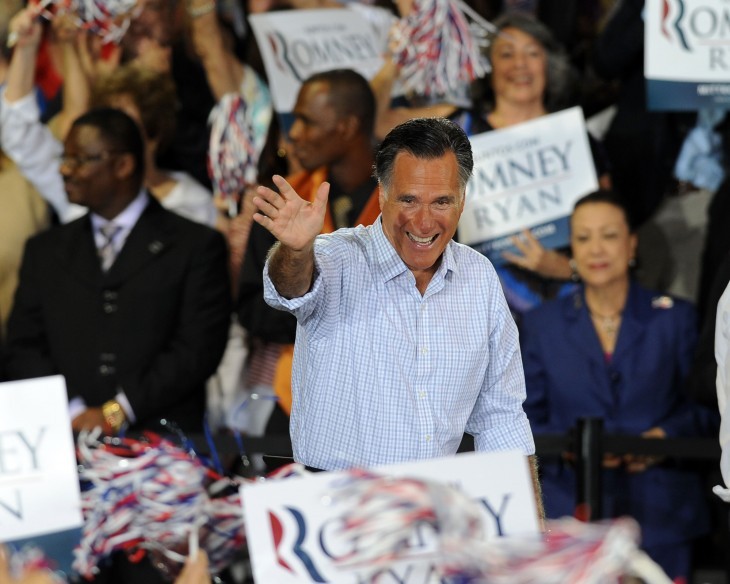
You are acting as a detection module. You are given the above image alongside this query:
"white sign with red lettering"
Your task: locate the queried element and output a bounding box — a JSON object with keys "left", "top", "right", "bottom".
{"left": 249, "top": 8, "right": 386, "bottom": 113}
{"left": 242, "top": 450, "right": 539, "bottom": 583}
{"left": 645, "top": 0, "right": 730, "bottom": 109}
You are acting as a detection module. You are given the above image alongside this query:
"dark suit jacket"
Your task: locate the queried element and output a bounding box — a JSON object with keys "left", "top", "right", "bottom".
{"left": 4, "top": 195, "right": 231, "bottom": 432}
{"left": 520, "top": 282, "right": 718, "bottom": 547}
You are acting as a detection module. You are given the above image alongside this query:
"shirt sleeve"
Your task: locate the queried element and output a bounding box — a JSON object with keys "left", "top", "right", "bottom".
{"left": 466, "top": 274, "right": 535, "bottom": 456}
{"left": 262, "top": 255, "right": 324, "bottom": 318}
{"left": 0, "top": 91, "right": 85, "bottom": 223}
{"left": 519, "top": 311, "right": 552, "bottom": 436}
{"left": 262, "top": 235, "right": 335, "bottom": 322}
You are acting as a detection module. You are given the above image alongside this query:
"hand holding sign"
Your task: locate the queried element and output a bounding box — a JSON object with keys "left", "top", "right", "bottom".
{"left": 502, "top": 229, "right": 573, "bottom": 280}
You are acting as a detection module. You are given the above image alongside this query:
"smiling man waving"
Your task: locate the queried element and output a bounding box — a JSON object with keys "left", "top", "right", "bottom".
{"left": 254, "top": 118, "right": 539, "bottom": 496}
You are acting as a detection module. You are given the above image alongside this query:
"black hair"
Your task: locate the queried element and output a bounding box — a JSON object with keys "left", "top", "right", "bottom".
{"left": 476, "top": 11, "right": 577, "bottom": 113}
{"left": 303, "top": 69, "right": 376, "bottom": 137}
{"left": 71, "top": 107, "right": 146, "bottom": 186}
{"left": 374, "top": 117, "right": 473, "bottom": 196}
{"left": 573, "top": 189, "right": 636, "bottom": 232}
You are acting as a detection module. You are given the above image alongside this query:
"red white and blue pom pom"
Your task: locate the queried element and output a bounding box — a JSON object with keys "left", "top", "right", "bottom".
{"left": 437, "top": 517, "right": 668, "bottom": 584}
{"left": 208, "top": 93, "right": 261, "bottom": 216}
{"left": 389, "top": 0, "right": 494, "bottom": 98}
{"left": 73, "top": 429, "right": 246, "bottom": 580}
{"left": 26, "top": 0, "right": 139, "bottom": 43}
{"left": 332, "top": 470, "right": 484, "bottom": 570}
{"left": 329, "top": 472, "right": 672, "bottom": 583}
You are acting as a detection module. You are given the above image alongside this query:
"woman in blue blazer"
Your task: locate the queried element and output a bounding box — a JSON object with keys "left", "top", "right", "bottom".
{"left": 520, "top": 190, "right": 719, "bottom": 581}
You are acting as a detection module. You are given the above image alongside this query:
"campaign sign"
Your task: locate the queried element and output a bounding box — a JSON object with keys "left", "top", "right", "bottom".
{"left": 242, "top": 450, "right": 539, "bottom": 583}
{"left": 0, "top": 376, "right": 83, "bottom": 575}
{"left": 458, "top": 107, "right": 598, "bottom": 265}
{"left": 646, "top": 0, "right": 730, "bottom": 110}
{"left": 249, "top": 9, "right": 384, "bottom": 113}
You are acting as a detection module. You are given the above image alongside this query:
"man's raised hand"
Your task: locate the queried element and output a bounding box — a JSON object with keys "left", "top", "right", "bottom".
{"left": 252, "top": 175, "right": 330, "bottom": 251}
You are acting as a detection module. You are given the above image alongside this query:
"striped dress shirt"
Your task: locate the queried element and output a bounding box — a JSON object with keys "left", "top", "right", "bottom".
{"left": 264, "top": 218, "right": 535, "bottom": 470}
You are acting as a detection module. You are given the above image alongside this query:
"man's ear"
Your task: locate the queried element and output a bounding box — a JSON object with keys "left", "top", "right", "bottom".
{"left": 114, "top": 153, "right": 137, "bottom": 180}
{"left": 339, "top": 114, "right": 360, "bottom": 141}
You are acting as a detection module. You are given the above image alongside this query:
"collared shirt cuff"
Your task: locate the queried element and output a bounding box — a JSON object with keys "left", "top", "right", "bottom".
{"left": 69, "top": 397, "right": 87, "bottom": 421}
{"left": 263, "top": 255, "right": 322, "bottom": 310}
{"left": 713, "top": 484, "right": 730, "bottom": 503}
{"left": 115, "top": 390, "right": 137, "bottom": 424}
{"left": 1, "top": 89, "right": 40, "bottom": 119}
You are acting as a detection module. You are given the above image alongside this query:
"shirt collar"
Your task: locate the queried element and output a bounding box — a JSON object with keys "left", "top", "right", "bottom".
{"left": 371, "top": 216, "right": 458, "bottom": 284}
{"left": 90, "top": 190, "right": 148, "bottom": 233}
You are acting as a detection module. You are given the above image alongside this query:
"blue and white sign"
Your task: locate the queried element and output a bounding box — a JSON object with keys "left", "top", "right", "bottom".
{"left": 458, "top": 107, "right": 598, "bottom": 265}
{"left": 646, "top": 0, "right": 730, "bottom": 110}
{"left": 0, "top": 376, "right": 82, "bottom": 574}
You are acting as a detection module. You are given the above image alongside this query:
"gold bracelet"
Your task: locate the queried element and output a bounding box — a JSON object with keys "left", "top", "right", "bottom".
{"left": 187, "top": 2, "right": 216, "bottom": 17}
{"left": 102, "top": 399, "right": 127, "bottom": 433}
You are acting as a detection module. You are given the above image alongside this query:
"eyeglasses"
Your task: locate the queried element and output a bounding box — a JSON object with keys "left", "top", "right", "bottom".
{"left": 58, "top": 152, "right": 120, "bottom": 170}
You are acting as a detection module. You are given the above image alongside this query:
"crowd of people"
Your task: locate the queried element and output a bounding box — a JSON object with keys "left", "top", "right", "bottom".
{"left": 0, "top": 0, "right": 729, "bottom": 582}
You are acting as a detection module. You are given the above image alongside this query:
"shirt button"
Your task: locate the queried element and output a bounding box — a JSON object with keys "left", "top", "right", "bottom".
{"left": 425, "top": 434, "right": 431, "bottom": 442}
{"left": 420, "top": 347, "right": 428, "bottom": 355}
{"left": 103, "top": 303, "right": 117, "bottom": 314}
{"left": 419, "top": 391, "right": 425, "bottom": 398}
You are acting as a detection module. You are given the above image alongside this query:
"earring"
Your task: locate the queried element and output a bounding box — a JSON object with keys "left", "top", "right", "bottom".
{"left": 569, "top": 259, "right": 580, "bottom": 282}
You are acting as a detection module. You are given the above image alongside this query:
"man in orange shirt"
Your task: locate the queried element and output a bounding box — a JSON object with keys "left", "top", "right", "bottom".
{"left": 237, "top": 69, "right": 379, "bottom": 448}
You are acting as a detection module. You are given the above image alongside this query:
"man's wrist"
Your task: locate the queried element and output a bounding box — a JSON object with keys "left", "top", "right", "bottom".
{"left": 102, "top": 399, "right": 127, "bottom": 433}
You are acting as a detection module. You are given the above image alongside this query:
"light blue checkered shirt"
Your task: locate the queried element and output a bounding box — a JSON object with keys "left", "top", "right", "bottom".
{"left": 264, "top": 218, "right": 535, "bottom": 470}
